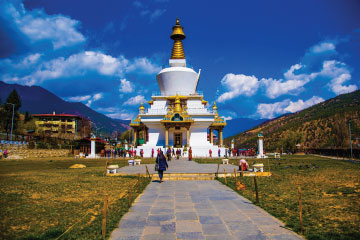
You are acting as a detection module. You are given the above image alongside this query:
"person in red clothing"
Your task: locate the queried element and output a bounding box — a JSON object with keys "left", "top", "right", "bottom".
{"left": 232, "top": 148, "right": 237, "bottom": 157}
{"left": 134, "top": 150, "right": 137, "bottom": 156}
{"left": 209, "top": 149, "right": 212, "bottom": 157}
{"left": 140, "top": 149, "right": 144, "bottom": 157}
{"left": 151, "top": 148, "right": 154, "bottom": 158}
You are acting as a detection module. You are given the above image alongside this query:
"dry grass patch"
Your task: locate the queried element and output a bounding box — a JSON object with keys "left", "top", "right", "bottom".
{"left": 0, "top": 157, "right": 153, "bottom": 239}
{"left": 196, "top": 155, "right": 360, "bottom": 240}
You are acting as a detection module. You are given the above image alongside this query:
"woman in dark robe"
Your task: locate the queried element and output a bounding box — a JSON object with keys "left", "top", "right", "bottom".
{"left": 156, "top": 151, "right": 168, "bottom": 183}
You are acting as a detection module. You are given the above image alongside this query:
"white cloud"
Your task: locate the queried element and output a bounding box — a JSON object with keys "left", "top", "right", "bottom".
{"left": 262, "top": 64, "right": 318, "bottom": 99}
{"left": 318, "top": 60, "right": 358, "bottom": 95}
{"left": 127, "top": 58, "right": 161, "bottom": 74}
{"left": 5, "top": 2, "right": 85, "bottom": 49}
{"left": 256, "top": 96, "right": 325, "bottom": 119}
{"left": 217, "top": 73, "right": 259, "bottom": 103}
{"left": 96, "top": 107, "right": 135, "bottom": 120}
{"left": 222, "top": 116, "right": 233, "bottom": 121}
{"left": 284, "top": 96, "right": 324, "bottom": 113}
{"left": 67, "top": 92, "right": 103, "bottom": 107}
{"left": 92, "top": 93, "right": 103, "bottom": 101}
{"left": 119, "top": 78, "right": 134, "bottom": 93}
{"left": 149, "top": 9, "right": 166, "bottom": 22}
{"left": 2, "top": 50, "right": 161, "bottom": 86}
{"left": 256, "top": 100, "right": 290, "bottom": 119}
{"left": 106, "top": 112, "right": 134, "bottom": 120}
{"left": 310, "top": 41, "right": 336, "bottom": 54}
{"left": 67, "top": 95, "right": 91, "bottom": 102}
{"left": 123, "top": 95, "right": 146, "bottom": 106}
{"left": 21, "top": 53, "right": 42, "bottom": 66}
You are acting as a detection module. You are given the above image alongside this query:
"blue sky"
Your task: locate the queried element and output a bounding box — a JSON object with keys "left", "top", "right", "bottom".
{"left": 0, "top": 0, "right": 359, "bottom": 120}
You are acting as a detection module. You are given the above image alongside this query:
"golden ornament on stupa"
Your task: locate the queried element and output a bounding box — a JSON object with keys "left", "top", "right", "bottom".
{"left": 212, "top": 102, "right": 218, "bottom": 114}
{"left": 174, "top": 96, "right": 182, "bottom": 113}
{"left": 139, "top": 102, "right": 145, "bottom": 113}
{"left": 170, "top": 18, "right": 186, "bottom": 59}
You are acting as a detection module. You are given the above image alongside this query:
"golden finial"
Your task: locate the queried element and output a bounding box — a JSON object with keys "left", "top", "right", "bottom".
{"left": 170, "top": 18, "right": 186, "bottom": 59}
{"left": 212, "top": 102, "right": 218, "bottom": 114}
{"left": 174, "top": 96, "right": 182, "bottom": 113}
{"left": 139, "top": 102, "right": 145, "bottom": 113}
{"left": 213, "top": 102, "right": 217, "bottom": 110}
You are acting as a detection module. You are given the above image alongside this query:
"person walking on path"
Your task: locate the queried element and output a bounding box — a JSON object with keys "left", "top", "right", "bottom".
{"left": 156, "top": 151, "right": 168, "bottom": 183}
{"left": 151, "top": 148, "right": 154, "bottom": 158}
{"left": 209, "top": 149, "right": 212, "bottom": 158}
{"left": 167, "top": 147, "right": 172, "bottom": 161}
{"left": 188, "top": 147, "right": 192, "bottom": 161}
{"left": 218, "top": 149, "right": 221, "bottom": 157}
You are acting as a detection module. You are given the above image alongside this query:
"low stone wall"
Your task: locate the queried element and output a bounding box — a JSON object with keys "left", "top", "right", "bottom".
{"left": 2, "top": 146, "right": 71, "bottom": 159}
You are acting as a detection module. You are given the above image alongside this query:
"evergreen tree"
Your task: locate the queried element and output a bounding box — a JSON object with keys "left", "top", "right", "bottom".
{"left": 2, "top": 90, "right": 22, "bottom": 139}
{"left": 24, "top": 111, "right": 32, "bottom": 123}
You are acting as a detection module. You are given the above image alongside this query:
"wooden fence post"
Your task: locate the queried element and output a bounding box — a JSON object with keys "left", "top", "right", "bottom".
{"left": 102, "top": 194, "right": 109, "bottom": 238}
{"left": 137, "top": 173, "right": 141, "bottom": 192}
{"left": 145, "top": 165, "right": 151, "bottom": 178}
{"left": 234, "top": 168, "right": 237, "bottom": 183}
{"left": 298, "top": 186, "right": 304, "bottom": 234}
{"left": 223, "top": 168, "right": 227, "bottom": 184}
{"left": 128, "top": 185, "right": 132, "bottom": 207}
{"left": 254, "top": 176, "right": 259, "bottom": 203}
{"left": 103, "top": 158, "right": 109, "bottom": 176}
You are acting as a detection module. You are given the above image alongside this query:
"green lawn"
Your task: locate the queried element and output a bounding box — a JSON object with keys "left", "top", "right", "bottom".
{"left": 195, "top": 155, "right": 360, "bottom": 240}
{"left": 0, "top": 157, "right": 154, "bottom": 240}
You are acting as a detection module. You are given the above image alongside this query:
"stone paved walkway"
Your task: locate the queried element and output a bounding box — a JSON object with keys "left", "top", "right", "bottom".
{"left": 110, "top": 181, "right": 302, "bottom": 240}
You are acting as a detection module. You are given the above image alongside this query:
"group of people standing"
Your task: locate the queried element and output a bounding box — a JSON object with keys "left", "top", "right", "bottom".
{"left": 100, "top": 148, "right": 146, "bottom": 158}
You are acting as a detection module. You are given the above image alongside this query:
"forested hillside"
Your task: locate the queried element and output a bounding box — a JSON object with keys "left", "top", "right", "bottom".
{"left": 226, "top": 90, "right": 360, "bottom": 152}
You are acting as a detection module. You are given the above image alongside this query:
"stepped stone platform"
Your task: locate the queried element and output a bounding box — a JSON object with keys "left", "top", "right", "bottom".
{"left": 109, "top": 157, "right": 271, "bottom": 180}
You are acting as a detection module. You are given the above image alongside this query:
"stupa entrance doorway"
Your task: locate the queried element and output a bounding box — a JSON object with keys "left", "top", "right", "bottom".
{"left": 174, "top": 133, "right": 182, "bottom": 148}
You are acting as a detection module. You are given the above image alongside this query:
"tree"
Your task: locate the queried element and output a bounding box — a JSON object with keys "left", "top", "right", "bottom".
{"left": 2, "top": 90, "right": 22, "bottom": 139}
{"left": 24, "top": 111, "right": 32, "bottom": 123}
{"left": 282, "top": 131, "right": 303, "bottom": 153}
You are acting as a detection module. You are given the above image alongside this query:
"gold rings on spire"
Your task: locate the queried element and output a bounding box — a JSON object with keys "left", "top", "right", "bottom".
{"left": 170, "top": 17, "right": 186, "bottom": 59}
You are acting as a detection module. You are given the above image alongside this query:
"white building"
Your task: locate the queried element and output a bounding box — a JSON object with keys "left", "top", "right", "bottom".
{"left": 130, "top": 18, "right": 226, "bottom": 157}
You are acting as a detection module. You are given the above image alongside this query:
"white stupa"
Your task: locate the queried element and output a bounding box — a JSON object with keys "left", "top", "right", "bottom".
{"left": 130, "top": 18, "right": 226, "bottom": 157}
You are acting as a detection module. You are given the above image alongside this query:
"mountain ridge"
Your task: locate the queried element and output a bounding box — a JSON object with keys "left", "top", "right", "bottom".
{"left": 0, "top": 81, "right": 130, "bottom": 135}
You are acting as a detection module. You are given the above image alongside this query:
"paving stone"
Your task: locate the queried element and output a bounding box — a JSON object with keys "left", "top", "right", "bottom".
{"left": 160, "top": 222, "right": 176, "bottom": 233}
{"left": 231, "top": 230, "right": 268, "bottom": 240}
{"left": 199, "top": 216, "right": 223, "bottom": 224}
{"left": 150, "top": 208, "right": 174, "bottom": 215}
{"left": 177, "top": 232, "right": 205, "bottom": 240}
{"left": 142, "top": 226, "right": 161, "bottom": 235}
{"left": 176, "top": 212, "right": 198, "bottom": 220}
{"left": 266, "top": 233, "right": 303, "bottom": 240}
{"left": 201, "top": 223, "right": 230, "bottom": 235}
{"left": 141, "top": 234, "right": 176, "bottom": 240}
{"left": 205, "top": 235, "right": 233, "bottom": 240}
{"left": 176, "top": 220, "right": 203, "bottom": 232}
{"left": 148, "top": 214, "right": 174, "bottom": 222}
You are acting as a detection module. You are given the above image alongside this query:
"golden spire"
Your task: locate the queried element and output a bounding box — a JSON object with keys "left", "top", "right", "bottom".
{"left": 212, "top": 102, "right": 218, "bottom": 114}
{"left": 170, "top": 17, "right": 186, "bottom": 59}
{"left": 174, "top": 96, "right": 182, "bottom": 113}
{"left": 139, "top": 102, "right": 145, "bottom": 114}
